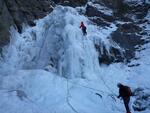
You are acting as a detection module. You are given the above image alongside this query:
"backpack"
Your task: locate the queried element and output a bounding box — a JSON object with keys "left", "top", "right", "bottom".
{"left": 126, "top": 86, "right": 132, "bottom": 96}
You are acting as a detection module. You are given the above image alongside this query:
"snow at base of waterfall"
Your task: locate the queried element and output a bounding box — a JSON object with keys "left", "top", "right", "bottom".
{"left": 0, "top": 5, "right": 150, "bottom": 113}
{"left": 0, "top": 51, "right": 150, "bottom": 113}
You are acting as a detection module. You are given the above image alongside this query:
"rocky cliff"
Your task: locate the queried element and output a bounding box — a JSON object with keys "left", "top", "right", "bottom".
{"left": 0, "top": 0, "right": 54, "bottom": 48}
{"left": 85, "top": 1, "right": 150, "bottom": 64}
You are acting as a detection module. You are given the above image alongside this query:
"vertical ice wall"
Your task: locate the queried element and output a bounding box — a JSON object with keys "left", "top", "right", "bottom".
{"left": 0, "top": 6, "right": 120, "bottom": 79}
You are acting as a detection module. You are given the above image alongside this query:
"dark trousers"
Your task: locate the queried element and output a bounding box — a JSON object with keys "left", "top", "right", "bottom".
{"left": 123, "top": 97, "right": 130, "bottom": 113}
{"left": 82, "top": 27, "right": 87, "bottom": 35}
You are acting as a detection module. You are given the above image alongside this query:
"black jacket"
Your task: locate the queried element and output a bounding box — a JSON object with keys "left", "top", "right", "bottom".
{"left": 118, "top": 85, "right": 132, "bottom": 98}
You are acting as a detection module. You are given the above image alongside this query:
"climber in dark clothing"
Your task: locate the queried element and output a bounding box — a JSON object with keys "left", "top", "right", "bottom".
{"left": 117, "top": 83, "right": 132, "bottom": 113}
{"left": 80, "top": 21, "right": 87, "bottom": 35}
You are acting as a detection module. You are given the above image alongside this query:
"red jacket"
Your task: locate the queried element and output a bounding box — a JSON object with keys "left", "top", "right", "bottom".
{"left": 80, "top": 22, "right": 85, "bottom": 29}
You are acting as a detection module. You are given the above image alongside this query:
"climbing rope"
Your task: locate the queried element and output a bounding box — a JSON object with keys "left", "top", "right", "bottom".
{"left": 36, "top": 24, "right": 53, "bottom": 62}
{"left": 68, "top": 80, "right": 110, "bottom": 94}
{"left": 66, "top": 78, "right": 79, "bottom": 113}
{"left": 98, "top": 74, "right": 117, "bottom": 95}
{"left": 69, "top": 79, "right": 118, "bottom": 102}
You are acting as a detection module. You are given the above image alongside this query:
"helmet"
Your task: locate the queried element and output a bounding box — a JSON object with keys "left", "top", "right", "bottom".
{"left": 117, "top": 83, "right": 123, "bottom": 88}
{"left": 81, "top": 21, "right": 84, "bottom": 24}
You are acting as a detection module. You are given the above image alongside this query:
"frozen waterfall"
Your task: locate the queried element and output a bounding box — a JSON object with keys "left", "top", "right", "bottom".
{"left": 0, "top": 6, "right": 139, "bottom": 113}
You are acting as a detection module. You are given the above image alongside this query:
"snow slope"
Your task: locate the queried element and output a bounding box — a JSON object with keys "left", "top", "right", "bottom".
{"left": 0, "top": 5, "right": 150, "bottom": 113}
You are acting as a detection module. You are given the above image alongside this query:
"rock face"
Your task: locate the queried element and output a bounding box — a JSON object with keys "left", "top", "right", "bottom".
{"left": 95, "top": 44, "right": 124, "bottom": 64}
{"left": 0, "top": 0, "right": 54, "bottom": 47}
{"left": 111, "top": 23, "right": 145, "bottom": 62}
{"left": 85, "top": 3, "right": 115, "bottom": 26}
{"left": 0, "top": 0, "right": 14, "bottom": 48}
{"left": 54, "top": 0, "right": 87, "bottom": 7}
{"left": 92, "top": 0, "right": 124, "bottom": 12}
{"left": 85, "top": 1, "right": 150, "bottom": 64}
{"left": 133, "top": 88, "right": 150, "bottom": 111}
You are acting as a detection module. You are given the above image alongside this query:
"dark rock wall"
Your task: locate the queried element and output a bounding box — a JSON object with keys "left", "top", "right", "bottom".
{"left": 58, "top": 0, "right": 87, "bottom": 7}
{"left": 0, "top": 0, "right": 14, "bottom": 47}
{"left": 111, "top": 23, "right": 145, "bottom": 61}
{"left": 85, "top": 1, "right": 150, "bottom": 64}
{"left": 92, "top": 0, "right": 124, "bottom": 10}
{"left": 0, "top": 0, "right": 54, "bottom": 47}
